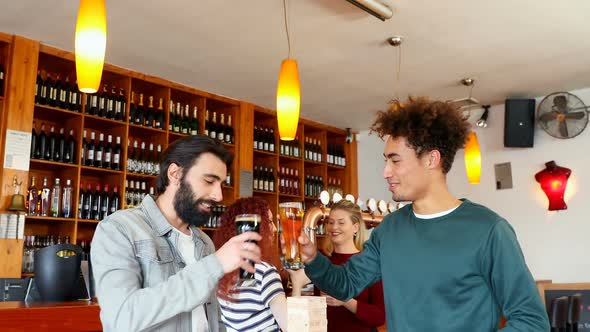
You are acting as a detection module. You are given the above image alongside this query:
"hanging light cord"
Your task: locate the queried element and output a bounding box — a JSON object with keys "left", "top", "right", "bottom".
{"left": 283, "top": 0, "right": 291, "bottom": 59}
{"left": 395, "top": 43, "right": 402, "bottom": 99}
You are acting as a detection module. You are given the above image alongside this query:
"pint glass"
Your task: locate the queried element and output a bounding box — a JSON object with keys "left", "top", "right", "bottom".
{"left": 279, "top": 202, "right": 304, "bottom": 269}
{"left": 235, "top": 214, "right": 261, "bottom": 284}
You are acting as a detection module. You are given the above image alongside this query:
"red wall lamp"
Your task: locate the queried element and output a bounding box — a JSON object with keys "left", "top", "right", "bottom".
{"left": 534, "top": 161, "right": 571, "bottom": 211}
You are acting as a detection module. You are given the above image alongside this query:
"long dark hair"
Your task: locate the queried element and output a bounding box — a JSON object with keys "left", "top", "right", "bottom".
{"left": 214, "top": 197, "right": 280, "bottom": 301}
{"left": 156, "top": 135, "right": 233, "bottom": 192}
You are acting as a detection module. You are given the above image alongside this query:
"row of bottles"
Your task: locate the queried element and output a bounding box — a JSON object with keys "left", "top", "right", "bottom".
{"left": 78, "top": 182, "right": 121, "bottom": 221}
{"left": 279, "top": 138, "right": 301, "bottom": 158}
{"left": 278, "top": 167, "right": 300, "bottom": 196}
{"left": 253, "top": 165, "right": 275, "bottom": 192}
{"left": 304, "top": 175, "right": 324, "bottom": 198}
{"left": 327, "top": 177, "right": 344, "bottom": 196}
{"left": 34, "top": 71, "right": 82, "bottom": 111}
{"left": 30, "top": 122, "right": 77, "bottom": 164}
{"left": 27, "top": 177, "right": 73, "bottom": 218}
{"left": 253, "top": 126, "right": 276, "bottom": 152}
{"left": 129, "top": 92, "right": 165, "bottom": 129}
{"left": 304, "top": 137, "right": 323, "bottom": 163}
{"left": 22, "top": 235, "right": 71, "bottom": 273}
{"left": 85, "top": 84, "right": 126, "bottom": 121}
{"left": 204, "top": 205, "right": 227, "bottom": 228}
{"left": 125, "top": 180, "right": 155, "bottom": 208}
{"left": 169, "top": 101, "right": 199, "bottom": 135}
{"left": 327, "top": 144, "right": 346, "bottom": 167}
{"left": 81, "top": 131, "right": 122, "bottom": 170}
{"left": 205, "top": 110, "right": 234, "bottom": 144}
{"left": 127, "top": 140, "right": 162, "bottom": 175}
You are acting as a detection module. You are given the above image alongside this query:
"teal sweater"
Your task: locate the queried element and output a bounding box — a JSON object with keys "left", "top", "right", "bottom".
{"left": 305, "top": 200, "right": 549, "bottom": 331}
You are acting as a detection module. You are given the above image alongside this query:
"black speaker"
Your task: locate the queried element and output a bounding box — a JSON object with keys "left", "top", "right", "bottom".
{"left": 504, "top": 99, "right": 535, "bottom": 147}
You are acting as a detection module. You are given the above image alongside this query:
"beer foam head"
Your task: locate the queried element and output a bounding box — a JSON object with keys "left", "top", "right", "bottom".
{"left": 235, "top": 214, "right": 261, "bottom": 223}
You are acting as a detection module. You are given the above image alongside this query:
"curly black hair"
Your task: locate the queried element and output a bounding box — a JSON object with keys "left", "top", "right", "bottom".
{"left": 370, "top": 97, "right": 470, "bottom": 174}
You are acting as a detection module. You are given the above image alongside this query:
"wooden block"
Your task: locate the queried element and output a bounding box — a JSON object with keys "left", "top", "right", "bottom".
{"left": 0, "top": 239, "right": 24, "bottom": 278}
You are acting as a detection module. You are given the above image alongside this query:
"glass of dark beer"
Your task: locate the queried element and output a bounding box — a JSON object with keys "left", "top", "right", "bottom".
{"left": 235, "top": 213, "right": 261, "bottom": 285}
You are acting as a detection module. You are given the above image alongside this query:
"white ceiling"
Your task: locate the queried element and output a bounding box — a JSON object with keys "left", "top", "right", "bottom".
{"left": 2, "top": 0, "right": 590, "bottom": 130}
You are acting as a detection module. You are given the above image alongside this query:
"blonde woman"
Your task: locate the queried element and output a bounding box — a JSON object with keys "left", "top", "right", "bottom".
{"left": 291, "top": 200, "right": 385, "bottom": 332}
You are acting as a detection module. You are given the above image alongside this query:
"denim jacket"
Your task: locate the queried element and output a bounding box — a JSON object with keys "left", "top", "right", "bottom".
{"left": 91, "top": 195, "right": 226, "bottom": 332}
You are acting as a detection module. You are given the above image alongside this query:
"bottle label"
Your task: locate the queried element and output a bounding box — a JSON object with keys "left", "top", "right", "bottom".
{"left": 114, "top": 154, "right": 120, "bottom": 164}
{"left": 104, "top": 152, "right": 111, "bottom": 163}
{"left": 115, "top": 101, "right": 122, "bottom": 114}
{"left": 108, "top": 99, "right": 114, "bottom": 112}
{"left": 191, "top": 129, "right": 198, "bottom": 136}
{"left": 60, "top": 90, "right": 67, "bottom": 102}
{"left": 92, "top": 96, "right": 98, "bottom": 107}
{"left": 225, "top": 134, "right": 231, "bottom": 143}
{"left": 87, "top": 150, "right": 94, "bottom": 161}
{"left": 217, "top": 132, "right": 224, "bottom": 142}
{"left": 96, "top": 151, "right": 103, "bottom": 162}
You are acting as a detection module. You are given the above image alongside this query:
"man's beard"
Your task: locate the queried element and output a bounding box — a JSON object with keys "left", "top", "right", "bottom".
{"left": 173, "top": 179, "right": 216, "bottom": 227}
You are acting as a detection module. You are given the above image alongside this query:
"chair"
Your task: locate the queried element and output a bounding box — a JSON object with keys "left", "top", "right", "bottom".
{"left": 566, "top": 294, "right": 582, "bottom": 332}
{"left": 549, "top": 296, "right": 568, "bottom": 332}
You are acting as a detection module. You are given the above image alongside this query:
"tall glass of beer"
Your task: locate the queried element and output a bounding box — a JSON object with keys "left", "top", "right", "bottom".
{"left": 235, "top": 214, "right": 261, "bottom": 284}
{"left": 279, "top": 202, "right": 304, "bottom": 269}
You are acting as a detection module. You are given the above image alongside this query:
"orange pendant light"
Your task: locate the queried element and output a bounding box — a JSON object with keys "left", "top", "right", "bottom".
{"left": 75, "top": 0, "right": 107, "bottom": 93}
{"left": 276, "top": 58, "right": 300, "bottom": 141}
{"left": 464, "top": 131, "right": 481, "bottom": 184}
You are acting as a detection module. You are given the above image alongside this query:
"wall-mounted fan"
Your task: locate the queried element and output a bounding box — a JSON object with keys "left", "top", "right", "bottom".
{"left": 537, "top": 92, "right": 589, "bottom": 139}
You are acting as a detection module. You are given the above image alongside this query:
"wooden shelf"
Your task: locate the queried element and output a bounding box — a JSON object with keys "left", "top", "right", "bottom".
{"left": 168, "top": 131, "right": 189, "bottom": 138}
{"left": 77, "top": 219, "right": 100, "bottom": 224}
{"left": 34, "top": 103, "right": 82, "bottom": 117}
{"left": 126, "top": 173, "right": 157, "bottom": 180}
{"left": 279, "top": 155, "right": 302, "bottom": 162}
{"left": 21, "top": 273, "right": 34, "bottom": 277}
{"left": 222, "top": 185, "right": 234, "bottom": 190}
{"left": 128, "top": 123, "right": 167, "bottom": 135}
{"left": 253, "top": 190, "right": 276, "bottom": 195}
{"left": 83, "top": 114, "right": 127, "bottom": 126}
{"left": 304, "top": 159, "right": 325, "bottom": 167}
{"left": 223, "top": 142, "right": 235, "bottom": 148}
{"left": 254, "top": 149, "right": 277, "bottom": 157}
{"left": 280, "top": 193, "right": 303, "bottom": 199}
{"left": 81, "top": 165, "right": 123, "bottom": 175}
{"left": 29, "top": 159, "right": 78, "bottom": 170}
{"left": 328, "top": 164, "right": 346, "bottom": 170}
{"left": 25, "top": 216, "right": 75, "bottom": 222}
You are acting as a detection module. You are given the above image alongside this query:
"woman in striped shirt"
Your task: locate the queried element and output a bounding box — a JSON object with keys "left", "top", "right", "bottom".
{"left": 214, "top": 197, "right": 287, "bottom": 331}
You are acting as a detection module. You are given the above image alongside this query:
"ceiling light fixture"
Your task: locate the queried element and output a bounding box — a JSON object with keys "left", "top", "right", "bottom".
{"left": 476, "top": 105, "right": 491, "bottom": 128}
{"left": 276, "top": 0, "right": 301, "bottom": 141}
{"left": 450, "top": 78, "right": 480, "bottom": 111}
{"left": 75, "top": 0, "right": 107, "bottom": 93}
{"left": 345, "top": 0, "right": 393, "bottom": 21}
{"left": 386, "top": 36, "right": 403, "bottom": 107}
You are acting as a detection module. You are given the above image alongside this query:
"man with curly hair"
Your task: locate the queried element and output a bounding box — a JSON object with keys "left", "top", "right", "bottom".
{"left": 298, "top": 98, "right": 549, "bottom": 331}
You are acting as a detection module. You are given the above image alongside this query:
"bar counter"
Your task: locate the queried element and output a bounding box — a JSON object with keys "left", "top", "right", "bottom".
{"left": 0, "top": 300, "right": 101, "bottom": 331}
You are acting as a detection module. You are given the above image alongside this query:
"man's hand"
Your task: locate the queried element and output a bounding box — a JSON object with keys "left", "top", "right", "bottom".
{"left": 214, "top": 232, "right": 262, "bottom": 274}
{"left": 298, "top": 231, "right": 318, "bottom": 264}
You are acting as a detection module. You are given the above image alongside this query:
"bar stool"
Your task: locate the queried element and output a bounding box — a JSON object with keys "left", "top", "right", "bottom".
{"left": 549, "top": 296, "right": 568, "bottom": 332}
{"left": 567, "top": 294, "right": 582, "bottom": 332}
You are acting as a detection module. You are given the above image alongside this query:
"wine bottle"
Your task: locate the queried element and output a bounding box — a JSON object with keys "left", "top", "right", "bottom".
{"left": 86, "top": 131, "right": 96, "bottom": 166}
{"left": 35, "top": 71, "right": 43, "bottom": 104}
{"left": 191, "top": 106, "right": 199, "bottom": 136}
{"left": 70, "top": 80, "right": 81, "bottom": 112}
{"left": 46, "top": 73, "right": 56, "bottom": 107}
{"left": 27, "top": 176, "right": 39, "bottom": 216}
{"left": 226, "top": 115, "right": 234, "bottom": 144}
{"left": 144, "top": 96, "right": 154, "bottom": 127}
{"left": 49, "top": 178, "right": 61, "bottom": 217}
{"left": 55, "top": 127, "right": 65, "bottom": 162}
{"left": 40, "top": 177, "right": 51, "bottom": 217}
{"left": 109, "top": 185, "right": 120, "bottom": 215}
{"left": 98, "top": 84, "right": 108, "bottom": 117}
{"left": 128, "top": 91, "right": 136, "bottom": 123}
{"left": 30, "top": 121, "right": 38, "bottom": 159}
{"left": 217, "top": 114, "right": 225, "bottom": 142}
{"left": 78, "top": 181, "right": 85, "bottom": 219}
{"left": 0, "top": 64, "right": 4, "bottom": 97}
{"left": 61, "top": 179, "right": 73, "bottom": 218}
{"left": 135, "top": 93, "right": 145, "bottom": 125}
{"left": 100, "top": 184, "right": 110, "bottom": 220}
{"left": 83, "top": 183, "right": 93, "bottom": 220}
{"left": 209, "top": 112, "right": 218, "bottom": 140}
{"left": 94, "top": 133, "right": 105, "bottom": 168}
{"left": 106, "top": 86, "right": 116, "bottom": 119}
{"left": 91, "top": 184, "right": 101, "bottom": 220}
{"left": 115, "top": 88, "right": 125, "bottom": 121}
{"left": 46, "top": 126, "right": 56, "bottom": 161}
{"left": 204, "top": 110, "right": 210, "bottom": 137}
{"left": 80, "top": 130, "right": 87, "bottom": 166}
{"left": 86, "top": 90, "right": 98, "bottom": 115}
{"left": 112, "top": 136, "right": 121, "bottom": 170}
{"left": 169, "top": 101, "right": 175, "bottom": 131}
{"left": 104, "top": 134, "right": 113, "bottom": 169}
{"left": 155, "top": 98, "right": 164, "bottom": 129}
{"left": 65, "top": 129, "right": 76, "bottom": 164}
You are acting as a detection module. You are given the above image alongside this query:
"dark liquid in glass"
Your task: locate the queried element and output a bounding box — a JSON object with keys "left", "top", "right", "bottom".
{"left": 235, "top": 215, "right": 260, "bottom": 280}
